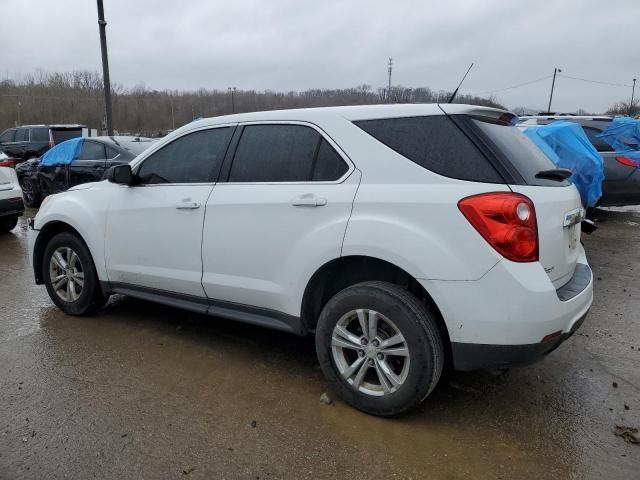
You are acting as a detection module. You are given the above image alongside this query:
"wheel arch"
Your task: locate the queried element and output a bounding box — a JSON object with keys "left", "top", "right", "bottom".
{"left": 33, "top": 221, "right": 88, "bottom": 284}
{"left": 300, "top": 255, "right": 452, "bottom": 359}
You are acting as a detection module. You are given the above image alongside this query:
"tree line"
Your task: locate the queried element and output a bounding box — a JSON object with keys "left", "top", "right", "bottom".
{"left": 0, "top": 70, "right": 503, "bottom": 136}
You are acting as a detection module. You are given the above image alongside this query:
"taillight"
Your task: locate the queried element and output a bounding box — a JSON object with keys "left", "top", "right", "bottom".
{"left": 0, "top": 159, "right": 17, "bottom": 168}
{"left": 458, "top": 192, "right": 538, "bottom": 262}
{"left": 615, "top": 156, "right": 638, "bottom": 168}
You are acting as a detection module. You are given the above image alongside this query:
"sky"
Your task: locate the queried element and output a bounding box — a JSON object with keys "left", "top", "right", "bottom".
{"left": 1, "top": 0, "right": 637, "bottom": 113}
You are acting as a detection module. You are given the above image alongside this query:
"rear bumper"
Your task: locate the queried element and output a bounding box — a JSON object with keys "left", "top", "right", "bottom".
{"left": 451, "top": 312, "right": 587, "bottom": 370}
{"left": 420, "top": 244, "right": 593, "bottom": 371}
{"left": 0, "top": 196, "right": 24, "bottom": 217}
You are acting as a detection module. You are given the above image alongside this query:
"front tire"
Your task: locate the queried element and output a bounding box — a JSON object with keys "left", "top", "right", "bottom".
{"left": 21, "top": 178, "right": 42, "bottom": 208}
{"left": 43, "top": 232, "right": 108, "bottom": 315}
{"left": 0, "top": 216, "right": 18, "bottom": 233}
{"left": 316, "top": 281, "right": 444, "bottom": 416}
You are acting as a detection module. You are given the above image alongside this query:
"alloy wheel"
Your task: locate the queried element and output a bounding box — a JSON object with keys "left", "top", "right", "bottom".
{"left": 331, "top": 309, "right": 410, "bottom": 396}
{"left": 49, "top": 247, "right": 85, "bottom": 302}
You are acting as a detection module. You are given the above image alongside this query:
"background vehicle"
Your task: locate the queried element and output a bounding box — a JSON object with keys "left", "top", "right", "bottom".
{"left": 31, "top": 104, "right": 592, "bottom": 416}
{"left": 0, "top": 166, "right": 24, "bottom": 232}
{"left": 0, "top": 124, "right": 89, "bottom": 163}
{"left": 519, "top": 115, "right": 640, "bottom": 206}
{"left": 16, "top": 136, "right": 155, "bottom": 207}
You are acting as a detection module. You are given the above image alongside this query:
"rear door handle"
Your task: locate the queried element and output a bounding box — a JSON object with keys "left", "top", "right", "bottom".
{"left": 291, "top": 194, "right": 327, "bottom": 207}
{"left": 176, "top": 199, "right": 201, "bottom": 210}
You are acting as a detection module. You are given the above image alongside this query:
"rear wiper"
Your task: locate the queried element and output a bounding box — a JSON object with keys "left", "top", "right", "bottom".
{"left": 535, "top": 168, "right": 572, "bottom": 181}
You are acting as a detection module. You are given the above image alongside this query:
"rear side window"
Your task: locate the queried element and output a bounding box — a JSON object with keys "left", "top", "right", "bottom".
{"left": 52, "top": 129, "right": 82, "bottom": 144}
{"left": 80, "top": 141, "right": 106, "bottom": 160}
{"left": 30, "top": 127, "right": 49, "bottom": 142}
{"left": 105, "top": 145, "right": 120, "bottom": 159}
{"left": 354, "top": 116, "right": 503, "bottom": 183}
{"left": 0, "top": 129, "right": 15, "bottom": 143}
{"left": 312, "top": 140, "right": 349, "bottom": 181}
{"left": 229, "top": 125, "right": 318, "bottom": 182}
{"left": 471, "top": 119, "right": 567, "bottom": 187}
{"left": 137, "top": 127, "right": 232, "bottom": 184}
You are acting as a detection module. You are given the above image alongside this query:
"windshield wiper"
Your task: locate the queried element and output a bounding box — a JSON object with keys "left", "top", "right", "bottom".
{"left": 535, "top": 168, "right": 572, "bottom": 181}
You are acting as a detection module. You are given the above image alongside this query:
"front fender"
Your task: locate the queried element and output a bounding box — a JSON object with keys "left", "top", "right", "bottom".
{"left": 34, "top": 185, "right": 114, "bottom": 281}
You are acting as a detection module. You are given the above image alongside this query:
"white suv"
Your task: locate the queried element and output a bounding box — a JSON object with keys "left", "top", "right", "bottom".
{"left": 30, "top": 104, "right": 593, "bottom": 415}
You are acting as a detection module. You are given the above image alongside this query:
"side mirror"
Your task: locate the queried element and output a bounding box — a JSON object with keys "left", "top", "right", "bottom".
{"left": 106, "top": 164, "right": 133, "bottom": 185}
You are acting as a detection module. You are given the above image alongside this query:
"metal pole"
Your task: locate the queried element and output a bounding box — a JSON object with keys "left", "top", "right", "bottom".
{"left": 96, "top": 0, "right": 113, "bottom": 135}
{"left": 387, "top": 58, "right": 393, "bottom": 103}
{"left": 169, "top": 94, "right": 175, "bottom": 130}
{"left": 229, "top": 87, "right": 236, "bottom": 113}
{"left": 547, "top": 67, "right": 561, "bottom": 113}
{"left": 631, "top": 78, "right": 636, "bottom": 114}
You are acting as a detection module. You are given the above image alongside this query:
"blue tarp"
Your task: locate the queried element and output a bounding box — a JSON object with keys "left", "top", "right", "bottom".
{"left": 40, "top": 138, "right": 84, "bottom": 166}
{"left": 524, "top": 121, "right": 604, "bottom": 207}
{"left": 596, "top": 116, "right": 640, "bottom": 161}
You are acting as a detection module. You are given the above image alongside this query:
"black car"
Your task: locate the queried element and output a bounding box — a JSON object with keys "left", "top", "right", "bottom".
{"left": 16, "top": 136, "right": 155, "bottom": 207}
{"left": 0, "top": 124, "right": 88, "bottom": 163}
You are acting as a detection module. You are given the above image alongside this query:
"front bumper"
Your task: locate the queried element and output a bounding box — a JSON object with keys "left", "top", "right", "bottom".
{"left": 420, "top": 245, "right": 593, "bottom": 371}
{"left": 0, "top": 196, "right": 24, "bottom": 217}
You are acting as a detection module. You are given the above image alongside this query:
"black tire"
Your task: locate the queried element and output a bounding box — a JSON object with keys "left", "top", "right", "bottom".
{"left": 316, "top": 281, "right": 444, "bottom": 416}
{"left": 21, "top": 178, "right": 42, "bottom": 208}
{"left": 42, "top": 232, "right": 108, "bottom": 315}
{"left": 0, "top": 216, "right": 18, "bottom": 233}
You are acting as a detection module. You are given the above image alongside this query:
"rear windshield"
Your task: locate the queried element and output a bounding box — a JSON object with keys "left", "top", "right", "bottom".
{"left": 354, "top": 116, "right": 503, "bottom": 183}
{"left": 51, "top": 128, "right": 83, "bottom": 144}
{"left": 471, "top": 118, "right": 569, "bottom": 187}
{"left": 120, "top": 140, "right": 155, "bottom": 155}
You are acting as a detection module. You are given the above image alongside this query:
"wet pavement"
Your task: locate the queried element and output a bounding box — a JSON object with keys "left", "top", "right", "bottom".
{"left": 1, "top": 208, "right": 639, "bottom": 479}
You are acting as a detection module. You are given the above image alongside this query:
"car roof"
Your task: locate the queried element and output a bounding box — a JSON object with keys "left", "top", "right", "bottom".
{"left": 185, "top": 104, "right": 510, "bottom": 128}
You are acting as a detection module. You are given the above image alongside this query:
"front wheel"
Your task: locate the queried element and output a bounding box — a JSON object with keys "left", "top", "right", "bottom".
{"left": 21, "top": 178, "right": 42, "bottom": 208}
{"left": 43, "top": 232, "right": 108, "bottom": 315}
{"left": 316, "top": 281, "right": 444, "bottom": 416}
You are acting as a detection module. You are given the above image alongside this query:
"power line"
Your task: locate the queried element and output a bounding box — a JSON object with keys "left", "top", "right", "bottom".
{"left": 557, "top": 73, "right": 632, "bottom": 88}
{"left": 475, "top": 74, "right": 553, "bottom": 95}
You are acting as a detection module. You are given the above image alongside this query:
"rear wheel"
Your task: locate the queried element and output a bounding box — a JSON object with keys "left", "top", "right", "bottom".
{"left": 43, "top": 232, "right": 108, "bottom": 315}
{"left": 0, "top": 216, "right": 18, "bottom": 233}
{"left": 316, "top": 281, "right": 444, "bottom": 416}
{"left": 21, "top": 178, "right": 42, "bottom": 208}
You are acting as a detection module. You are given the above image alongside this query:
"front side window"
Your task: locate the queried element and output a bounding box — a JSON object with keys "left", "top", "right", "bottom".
{"left": 80, "top": 141, "right": 106, "bottom": 160}
{"left": 0, "top": 129, "right": 15, "bottom": 143}
{"left": 15, "top": 128, "right": 29, "bottom": 142}
{"left": 137, "top": 127, "right": 232, "bottom": 184}
{"left": 228, "top": 124, "right": 349, "bottom": 182}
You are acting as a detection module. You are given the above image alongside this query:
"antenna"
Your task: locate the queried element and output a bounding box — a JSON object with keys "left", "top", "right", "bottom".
{"left": 447, "top": 63, "right": 474, "bottom": 104}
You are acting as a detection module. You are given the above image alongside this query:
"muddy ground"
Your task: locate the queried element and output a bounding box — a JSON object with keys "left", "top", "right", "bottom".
{"left": 0, "top": 208, "right": 639, "bottom": 479}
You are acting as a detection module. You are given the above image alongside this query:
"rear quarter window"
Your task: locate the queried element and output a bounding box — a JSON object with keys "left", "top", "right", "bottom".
{"left": 30, "top": 127, "right": 49, "bottom": 142}
{"left": 354, "top": 116, "right": 503, "bottom": 183}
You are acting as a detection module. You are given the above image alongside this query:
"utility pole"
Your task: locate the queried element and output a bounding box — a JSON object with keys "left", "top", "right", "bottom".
{"left": 547, "top": 67, "right": 561, "bottom": 113}
{"left": 228, "top": 87, "right": 236, "bottom": 113}
{"left": 169, "top": 93, "right": 175, "bottom": 130}
{"left": 96, "top": 0, "right": 113, "bottom": 135}
{"left": 631, "top": 78, "right": 637, "bottom": 114}
{"left": 387, "top": 58, "right": 393, "bottom": 103}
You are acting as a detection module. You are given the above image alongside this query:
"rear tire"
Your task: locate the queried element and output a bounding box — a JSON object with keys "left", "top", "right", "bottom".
{"left": 21, "top": 178, "right": 42, "bottom": 208}
{"left": 316, "top": 281, "right": 444, "bottom": 416}
{"left": 0, "top": 216, "right": 18, "bottom": 233}
{"left": 42, "top": 232, "right": 108, "bottom": 315}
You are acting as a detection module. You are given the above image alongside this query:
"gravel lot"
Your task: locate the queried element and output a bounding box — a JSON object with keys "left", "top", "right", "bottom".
{"left": 1, "top": 207, "right": 639, "bottom": 479}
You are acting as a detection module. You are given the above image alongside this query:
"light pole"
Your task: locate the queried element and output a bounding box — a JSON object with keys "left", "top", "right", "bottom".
{"left": 228, "top": 87, "right": 236, "bottom": 113}
{"left": 547, "top": 67, "right": 561, "bottom": 113}
{"left": 631, "top": 78, "right": 637, "bottom": 114}
{"left": 96, "top": 0, "right": 113, "bottom": 135}
{"left": 387, "top": 58, "right": 393, "bottom": 104}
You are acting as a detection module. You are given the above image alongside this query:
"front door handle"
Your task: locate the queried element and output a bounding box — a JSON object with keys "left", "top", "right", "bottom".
{"left": 291, "top": 194, "right": 327, "bottom": 207}
{"left": 176, "top": 199, "right": 201, "bottom": 210}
